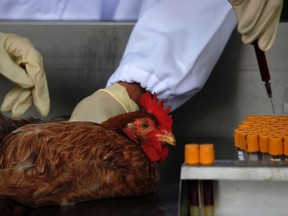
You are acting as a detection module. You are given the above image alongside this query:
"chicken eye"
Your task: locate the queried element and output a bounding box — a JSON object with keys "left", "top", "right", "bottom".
{"left": 140, "top": 121, "right": 150, "bottom": 130}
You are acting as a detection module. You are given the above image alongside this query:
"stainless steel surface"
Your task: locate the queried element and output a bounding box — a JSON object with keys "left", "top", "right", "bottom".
{"left": 0, "top": 22, "right": 287, "bottom": 215}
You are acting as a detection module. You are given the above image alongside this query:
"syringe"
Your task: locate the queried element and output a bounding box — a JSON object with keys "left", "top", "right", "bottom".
{"left": 253, "top": 41, "right": 275, "bottom": 115}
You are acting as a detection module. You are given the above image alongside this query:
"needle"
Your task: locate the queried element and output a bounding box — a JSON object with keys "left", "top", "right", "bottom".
{"left": 253, "top": 41, "right": 275, "bottom": 115}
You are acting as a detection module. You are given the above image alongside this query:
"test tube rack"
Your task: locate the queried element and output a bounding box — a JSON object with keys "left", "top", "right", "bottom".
{"left": 178, "top": 160, "right": 288, "bottom": 216}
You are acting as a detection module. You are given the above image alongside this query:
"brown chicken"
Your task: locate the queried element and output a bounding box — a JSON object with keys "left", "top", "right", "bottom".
{"left": 0, "top": 92, "right": 176, "bottom": 207}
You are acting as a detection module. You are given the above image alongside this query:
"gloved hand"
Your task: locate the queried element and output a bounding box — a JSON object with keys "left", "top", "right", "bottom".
{"left": 228, "top": 0, "right": 283, "bottom": 51}
{"left": 69, "top": 83, "right": 139, "bottom": 123}
{"left": 0, "top": 32, "right": 50, "bottom": 118}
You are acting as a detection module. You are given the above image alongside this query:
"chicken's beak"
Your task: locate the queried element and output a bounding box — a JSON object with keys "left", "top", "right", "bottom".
{"left": 157, "top": 131, "right": 176, "bottom": 146}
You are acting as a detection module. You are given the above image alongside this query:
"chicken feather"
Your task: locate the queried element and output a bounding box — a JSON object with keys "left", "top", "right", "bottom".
{"left": 0, "top": 121, "right": 160, "bottom": 207}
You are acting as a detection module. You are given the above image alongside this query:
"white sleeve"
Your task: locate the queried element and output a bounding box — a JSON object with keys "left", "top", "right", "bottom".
{"left": 107, "top": 0, "right": 237, "bottom": 111}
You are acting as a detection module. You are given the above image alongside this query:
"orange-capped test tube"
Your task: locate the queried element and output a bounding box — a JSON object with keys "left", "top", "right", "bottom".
{"left": 234, "top": 129, "right": 245, "bottom": 160}
{"left": 259, "top": 133, "right": 270, "bottom": 161}
{"left": 283, "top": 135, "right": 288, "bottom": 161}
{"left": 246, "top": 133, "right": 260, "bottom": 161}
{"left": 199, "top": 144, "right": 215, "bottom": 216}
{"left": 199, "top": 144, "right": 215, "bottom": 165}
{"left": 184, "top": 144, "right": 200, "bottom": 216}
{"left": 269, "top": 135, "right": 283, "bottom": 162}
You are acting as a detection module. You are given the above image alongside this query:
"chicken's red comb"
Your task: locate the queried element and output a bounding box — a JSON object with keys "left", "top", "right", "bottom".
{"left": 140, "top": 92, "right": 172, "bottom": 132}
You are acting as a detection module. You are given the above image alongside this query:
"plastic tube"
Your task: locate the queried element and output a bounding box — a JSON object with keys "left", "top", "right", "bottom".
{"left": 246, "top": 133, "right": 260, "bottom": 161}
{"left": 268, "top": 135, "right": 283, "bottom": 162}
{"left": 283, "top": 135, "right": 288, "bottom": 161}
{"left": 188, "top": 180, "right": 200, "bottom": 216}
{"left": 238, "top": 130, "right": 248, "bottom": 160}
{"left": 259, "top": 133, "right": 271, "bottom": 161}
{"left": 234, "top": 115, "right": 288, "bottom": 162}
{"left": 234, "top": 129, "right": 245, "bottom": 160}
{"left": 200, "top": 144, "right": 215, "bottom": 216}
{"left": 185, "top": 144, "right": 200, "bottom": 216}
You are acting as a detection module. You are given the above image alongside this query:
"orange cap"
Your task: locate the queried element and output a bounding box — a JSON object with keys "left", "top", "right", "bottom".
{"left": 241, "top": 120, "right": 253, "bottom": 125}
{"left": 268, "top": 136, "right": 283, "bottom": 156}
{"left": 238, "top": 124, "right": 251, "bottom": 129}
{"left": 185, "top": 144, "right": 199, "bottom": 165}
{"left": 263, "top": 115, "right": 275, "bottom": 119}
{"left": 247, "top": 114, "right": 260, "bottom": 120}
{"left": 199, "top": 144, "right": 215, "bottom": 165}
{"left": 278, "top": 115, "right": 288, "bottom": 121}
{"left": 246, "top": 133, "right": 259, "bottom": 153}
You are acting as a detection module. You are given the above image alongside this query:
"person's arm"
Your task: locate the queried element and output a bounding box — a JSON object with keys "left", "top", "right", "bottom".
{"left": 69, "top": 83, "right": 141, "bottom": 123}
{"left": 70, "top": 0, "right": 237, "bottom": 123}
{"left": 117, "top": 81, "right": 145, "bottom": 105}
{"left": 107, "top": 0, "right": 237, "bottom": 111}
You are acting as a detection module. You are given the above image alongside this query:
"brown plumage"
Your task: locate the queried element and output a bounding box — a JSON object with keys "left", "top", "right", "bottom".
{"left": 0, "top": 92, "right": 176, "bottom": 207}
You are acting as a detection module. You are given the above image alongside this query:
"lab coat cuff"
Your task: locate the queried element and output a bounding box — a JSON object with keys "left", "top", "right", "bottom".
{"left": 106, "top": 63, "right": 171, "bottom": 100}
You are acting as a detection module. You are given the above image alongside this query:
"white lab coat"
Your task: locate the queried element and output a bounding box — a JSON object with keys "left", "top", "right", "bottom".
{"left": 0, "top": 0, "right": 237, "bottom": 111}
{"left": 0, "top": 0, "right": 144, "bottom": 20}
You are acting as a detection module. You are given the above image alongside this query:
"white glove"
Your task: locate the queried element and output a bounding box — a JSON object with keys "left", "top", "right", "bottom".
{"left": 229, "top": 0, "right": 283, "bottom": 51}
{"left": 0, "top": 32, "right": 50, "bottom": 118}
{"left": 69, "top": 83, "right": 139, "bottom": 123}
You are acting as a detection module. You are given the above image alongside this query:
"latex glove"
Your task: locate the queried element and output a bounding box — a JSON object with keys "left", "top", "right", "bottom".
{"left": 69, "top": 83, "right": 139, "bottom": 123}
{"left": 0, "top": 32, "right": 50, "bottom": 118}
{"left": 228, "top": 0, "right": 283, "bottom": 51}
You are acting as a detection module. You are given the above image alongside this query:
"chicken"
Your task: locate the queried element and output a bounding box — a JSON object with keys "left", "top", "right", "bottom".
{"left": 0, "top": 92, "right": 176, "bottom": 207}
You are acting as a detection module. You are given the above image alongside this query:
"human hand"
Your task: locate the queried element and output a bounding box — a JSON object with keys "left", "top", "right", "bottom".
{"left": 0, "top": 32, "right": 50, "bottom": 118}
{"left": 228, "top": 0, "right": 283, "bottom": 51}
{"left": 69, "top": 83, "right": 139, "bottom": 123}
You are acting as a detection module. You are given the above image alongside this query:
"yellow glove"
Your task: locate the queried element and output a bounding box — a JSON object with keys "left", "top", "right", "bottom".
{"left": 69, "top": 83, "right": 139, "bottom": 123}
{"left": 229, "top": 0, "right": 283, "bottom": 51}
{"left": 0, "top": 32, "right": 50, "bottom": 118}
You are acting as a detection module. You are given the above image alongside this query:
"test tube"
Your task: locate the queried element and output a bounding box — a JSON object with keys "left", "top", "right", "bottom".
{"left": 283, "top": 135, "right": 288, "bottom": 162}
{"left": 259, "top": 133, "right": 271, "bottom": 161}
{"left": 199, "top": 144, "right": 215, "bottom": 216}
{"left": 234, "top": 129, "right": 245, "bottom": 160}
{"left": 246, "top": 133, "right": 260, "bottom": 161}
{"left": 187, "top": 180, "right": 200, "bottom": 216}
{"left": 268, "top": 135, "right": 283, "bottom": 162}
{"left": 185, "top": 144, "right": 200, "bottom": 216}
{"left": 201, "top": 180, "right": 214, "bottom": 216}
{"left": 238, "top": 130, "right": 248, "bottom": 160}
